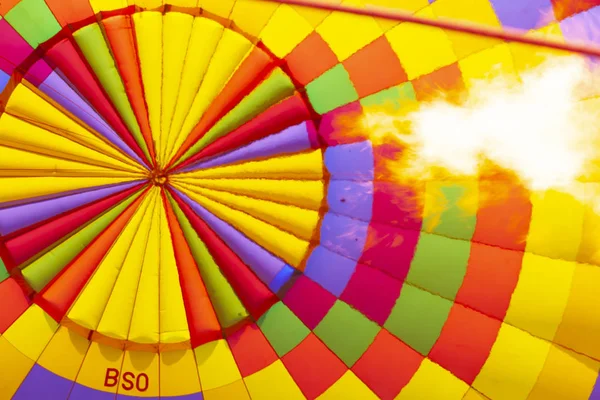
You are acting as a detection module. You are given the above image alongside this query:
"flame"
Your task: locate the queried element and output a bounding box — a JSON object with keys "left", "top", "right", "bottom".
{"left": 338, "top": 55, "right": 600, "bottom": 224}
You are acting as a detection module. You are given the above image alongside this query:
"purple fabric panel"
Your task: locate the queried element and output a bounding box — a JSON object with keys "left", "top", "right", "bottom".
{"left": 490, "top": 0, "right": 556, "bottom": 30}
{"left": 69, "top": 384, "right": 116, "bottom": 400}
{"left": 324, "top": 141, "right": 374, "bottom": 181}
{"left": 0, "top": 70, "right": 9, "bottom": 92}
{"left": 327, "top": 180, "right": 373, "bottom": 222}
{"left": 158, "top": 394, "right": 203, "bottom": 400}
{"left": 176, "top": 189, "right": 286, "bottom": 284}
{"left": 561, "top": 6, "right": 600, "bottom": 44}
{"left": 39, "top": 72, "right": 144, "bottom": 165}
{"left": 320, "top": 212, "right": 369, "bottom": 261}
{"left": 185, "top": 122, "right": 312, "bottom": 172}
{"left": 13, "top": 365, "right": 73, "bottom": 400}
{"left": 0, "top": 180, "right": 144, "bottom": 210}
{"left": 304, "top": 245, "right": 357, "bottom": 296}
{"left": 0, "top": 19, "right": 31, "bottom": 74}
{"left": 589, "top": 374, "right": 600, "bottom": 400}
{"left": 0, "top": 180, "right": 142, "bottom": 235}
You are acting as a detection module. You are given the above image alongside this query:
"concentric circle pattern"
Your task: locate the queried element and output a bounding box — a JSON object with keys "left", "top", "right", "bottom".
{"left": 0, "top": 1, "right": 599, "bottom": 399}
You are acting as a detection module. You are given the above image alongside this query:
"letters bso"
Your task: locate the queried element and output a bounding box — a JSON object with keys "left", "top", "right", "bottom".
{"left": 104, "top": 368, "right": 149, "bottom": 392}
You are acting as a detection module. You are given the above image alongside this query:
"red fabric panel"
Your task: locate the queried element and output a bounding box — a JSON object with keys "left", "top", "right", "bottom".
{"left": 0, "top": 278, "right": 30, "bottom": 333}
{"left": 163, "top": 192, "right": 221, "bottom": 348}
{"left": 282, "top": 333, "right": 347, "bottom": 400}
{"left": 352, "top": 329, "right": 423, "bottom": 400}
{"left": 169, "top": 189, "right": 277, "bottom": 320}
{"left": 227, "top": 323, "right": 278, "bottom": 377}
{"left": 455, "top": 243, "right": 523, "bottom": 320}
{"left": 429, "top": 303, "right": 502, "bottom": 384}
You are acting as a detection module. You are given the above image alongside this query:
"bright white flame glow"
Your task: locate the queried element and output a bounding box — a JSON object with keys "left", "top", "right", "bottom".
{"left": 362, "top": 56, "right": 600, "bottom": 195}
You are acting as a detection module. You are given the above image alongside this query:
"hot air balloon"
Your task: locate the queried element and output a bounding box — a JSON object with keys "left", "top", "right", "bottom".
{"left": 0, "top": 0, "right": 599, "bottom": 399}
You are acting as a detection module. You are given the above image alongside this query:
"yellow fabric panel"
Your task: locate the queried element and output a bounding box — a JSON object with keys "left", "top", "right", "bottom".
{"left": 3, "top": 304, "right": 59, "bottom": 361}
{"left": 316, "top": 0, "right": 382, "bottom": 61}
{"left": 509, "top": 24, "right": 569, "bottom": 73}
{"left": 177, "top": 184, "right": 319, "bottom": 241}
{"left": 230, "top": 0, "right": 278, "bottom": 38}
{"left": 462, "top": 389, "right": 489, "bottom": 400}
{"left": 67, "top": 192, "right": 155, "bottom": 331}
{"left": 472, "top": 323, "right": 550, "bottom": 400}
{"left": 37, "top": 326, "right": 90, "bottom": 380}
{"left": 165, "top": 17, "right": 222, "bottom": 163}
{"left": 130, "top": 0, "right": 161, "bottom": 7}
{"left": 292, "top": 0, "right": 340, "bottom": 28}
{"left": 161, "top": 12, "right": 194, "bottom": 165}
{"left": 458, "top": 44, "right": 518, "bottom": 88}
{"left": 395, "top": 358, "right": 469, "bottom": 400}
{"left": 173, "top": 178, "right": 324, "bottom": 210}
{"left": 318, "top": 370, "right": 379, "bottom": 400}
{"left": 367, "top": 0, "right": 429, "bottom": 31}
{"left": 6, "top": 84, "right": 142, "bottom": 171}
{"left": 260, "top": 4, "right": 313, "bottom": 58}
{"left": 554, "top": 262, "right": 600, "bottom": 360}
{"left": 158, "top": 200, "right": 190, "bottom": 344}
{"left": 204, "top": 380, "right": 251, "bottom": 400}
{"left": 504, "top": 253, "right": 574, "bottom": 340}
{"left": 117, "top": 351, "right": 160, "bottom": 397}
{"left": 174, "top": 30, "right": 252, "bottom": 162}
{"left": 179, "top": 190, "right": 310, "bottom": 267}
{"left": 0, "top": 337, "right": 34, "bottom": 398}
{"left": 76, "top": 341, "right": 124, "bottom": 393}
{"left": 526, "top": 189, "right": 585, "bottom": 261}
{"left": 431, "top": 0, "right": 501, "bottom": 59}
{"left": 0, "top": 114, "right": 138, "bottom": 173}
{"left": 128, "top": 201, "right": 161, "bottom": 345}
{"left": 160, "top": 349, "right": 202, "bottom": 397}
{"left": 199, "top": 0, "right": 235, "bottom": 18}
{"left": 134, "top": 11, "right": 163, "bottom": 166}
{"left": 96, "top": 190, "right": 161, "bottom": 340}
{"left": 527, "top": 344, "right": 599, "bottom": 400}
{"left": 0, "top": 176, "right": 140, "bottom": 206}
{"left": 386, "top": 7, "right": 457, "bottom": 80}
{"left": 0, "top": 145, "right": 141, "bottom": 178}
{"left": 577, "top": 181, "right": 600, "bottom": 265}
{"left": 170, "top": 0, "right": 199, "bottom": 6}
{"left": 178, "top": 150, "right": 324, "bottom": 180}
{"left": 90, "top": 0, "right": 127, "bottom": 13}
{"left": 244, "top": 360, "right": 305, "bottom": 400}
{"left": 195, "top": 339, "right": 242, "bottom": 390}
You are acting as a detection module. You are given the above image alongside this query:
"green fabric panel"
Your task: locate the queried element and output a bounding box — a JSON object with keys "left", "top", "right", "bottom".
{"left": 73, "top": 24, "right": 150, "bottom": 161}
{"left": 423, "top": 182, "right": 478, "bottom": 241}
{"left": 407, "top": 232, "right": 470, "bottom": 299}
{"left": 360, "top": 81, "right": 416, "bottom": 109}
{"left": 182, "top": 68, "right": 296, "bottom": 162}
{"left": 257, "top": 302, "right": 310, "bottom": 357}
{"left": 306, "top": 64, "right": 359, "bottom": 115}
{"left": 313, "top": 300, "right": 380, "bottom": 367}
{"left": 167, "top": 192, "right": 249, "bottom": 328}
{"left": 4, "top": 0, "right": 61, "bottom": 47}
{"left": 384, "top": 284, "right": 452, "bottom": 356}
{"left": 0, "top": 258, "right": 8, "bottom": 283}
{"left": 21, "top": 191, "right": 141, "bottom": 292}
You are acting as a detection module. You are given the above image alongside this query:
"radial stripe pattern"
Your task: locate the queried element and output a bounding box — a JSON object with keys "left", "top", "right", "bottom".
{"left": 0, "top": 1, "right": 600, "bottom": 400}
